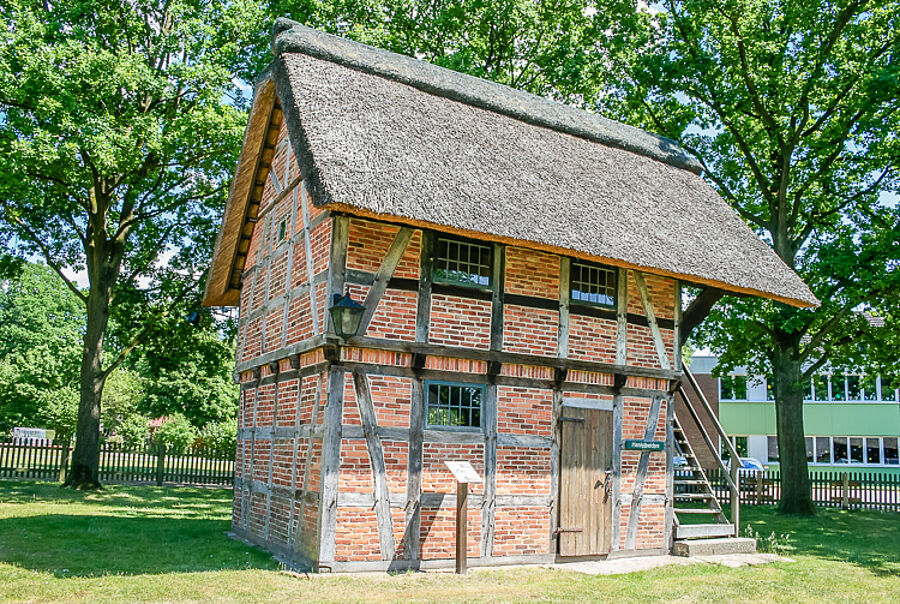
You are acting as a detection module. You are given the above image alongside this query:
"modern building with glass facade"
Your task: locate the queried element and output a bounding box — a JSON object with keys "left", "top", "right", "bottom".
{"left": 690, "top": 356, "right": 900, "bottom": 474}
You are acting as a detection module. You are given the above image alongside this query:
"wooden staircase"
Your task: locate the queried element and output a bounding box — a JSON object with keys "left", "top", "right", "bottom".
{"left": 672, "top": 416, "right": 735, "bottom": 539}
{"left": 671, "top": 362, "right": 743, "bottom": 544}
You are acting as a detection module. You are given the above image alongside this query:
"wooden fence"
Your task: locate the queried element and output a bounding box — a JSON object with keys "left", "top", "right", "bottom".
{"left": 0, "top": 439, "right": 234, "bottom": 486}
{"left": 701, "top": 468, "right": 900, "bottom": 512}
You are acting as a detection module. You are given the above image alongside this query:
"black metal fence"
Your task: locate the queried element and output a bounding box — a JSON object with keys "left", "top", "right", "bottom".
{"left": 702, "top": 467, "right": 900, "bottom": 512}
{"left": 0, "top": 439, "right": 234, "bottom": 486}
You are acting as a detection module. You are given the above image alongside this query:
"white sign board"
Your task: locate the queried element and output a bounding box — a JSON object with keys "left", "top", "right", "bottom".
{"left": 444, "top": 461, "right": 483, "bottom": 484}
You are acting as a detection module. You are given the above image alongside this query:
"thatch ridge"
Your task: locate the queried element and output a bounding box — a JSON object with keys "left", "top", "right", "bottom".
{"left": 270, "top": 18, "right": 702, "bottom": 175}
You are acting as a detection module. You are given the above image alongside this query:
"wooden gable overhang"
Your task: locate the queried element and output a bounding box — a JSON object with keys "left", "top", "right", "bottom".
{"left": 204, "top": 77, "right": 284, "bottom": 306}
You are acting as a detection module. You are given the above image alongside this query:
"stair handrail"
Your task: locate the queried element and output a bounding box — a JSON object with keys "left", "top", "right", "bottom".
{"left": 680, "top": 361, "right": 741, "bottom": 533}
{"left": 676, "top": 385, "right": 739, "bottom": 494}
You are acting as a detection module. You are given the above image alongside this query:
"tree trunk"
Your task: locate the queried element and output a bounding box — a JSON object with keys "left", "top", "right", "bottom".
{"left": 772, "top": 340, "right": 815, "bottom": 514}
{"left": 64, "top": 282, "right": 112, "bottom": 489}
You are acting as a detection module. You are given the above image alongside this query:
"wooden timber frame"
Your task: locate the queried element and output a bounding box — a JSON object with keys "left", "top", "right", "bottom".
{"left": 229, "top": 199, "right": 692, "bottom": 571}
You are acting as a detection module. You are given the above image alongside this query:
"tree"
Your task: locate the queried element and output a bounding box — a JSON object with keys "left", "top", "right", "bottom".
{"left": 0, "top": 262, "right": 84, "bottom": 435}
{"left": 255, "top": 0, "right": 638, "bottom": 103}
{"left": 0, "top": 1, "right": 263, "bottom": 487}
{"left": 616, "top": 0, "right": 900, "bottom": 513}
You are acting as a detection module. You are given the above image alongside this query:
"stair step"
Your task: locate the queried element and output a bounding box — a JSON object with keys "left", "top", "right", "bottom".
{"left": 674, "top": 493, "right": 716, "bottom": 500}
{"left": 675, "top": 523, "right": 736, "bottom": 539}
{"left": 674, "top": 508, "right": 721, "bottom": 514}
{"left": 674, "top": 479, "right": 707, "bottom": 485}
{"left": 673, "top": 537, "right": 756, "bottom": 556}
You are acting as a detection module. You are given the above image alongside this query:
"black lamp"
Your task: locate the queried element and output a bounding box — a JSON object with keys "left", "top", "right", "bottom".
{"left": 329, "top": 293, "right": 364, "bottom": 339}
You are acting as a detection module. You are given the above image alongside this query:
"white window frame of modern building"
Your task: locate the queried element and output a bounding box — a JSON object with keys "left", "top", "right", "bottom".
{"left": 765, "top": 434, "right": 900, "bottom": 468}
{"left": 718, "top": 372, "right": 899, "bottom": 404}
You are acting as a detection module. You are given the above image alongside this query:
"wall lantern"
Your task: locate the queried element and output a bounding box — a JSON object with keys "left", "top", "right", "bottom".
{"left": 329, "top": 293, "right": 365, "bottom": 339}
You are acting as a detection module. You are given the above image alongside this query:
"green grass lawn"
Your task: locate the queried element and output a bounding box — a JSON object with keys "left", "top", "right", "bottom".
{"left": 0, "top": 481, "right": 897, "bottom": 603}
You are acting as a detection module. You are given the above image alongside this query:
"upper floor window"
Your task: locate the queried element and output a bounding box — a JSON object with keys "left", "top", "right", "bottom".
{"left": 277, "top": 217, "right": 288, "bottom": 242}
{"left": 433, "top": 236, "right": 493, "bottom": 288}
{"left": 720, "top": 375, "right": 747, "bottom": 401}
{"left": 570, "top": 261, "right": 616, "bottom": 307}
{"left": 426, "top": 381, "right": 484, "bottom": 429}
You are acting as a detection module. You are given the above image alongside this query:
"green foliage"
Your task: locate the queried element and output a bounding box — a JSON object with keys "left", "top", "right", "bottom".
{"left": 0, "top": 0, "right": 264, "bottom": 478}
{"left": 152, "top": 413, "right": 196, "bottom": 454}
{"left": 256, "top": 0, "right": 640, "bottom": 107}
{"left": 196, "top": 421, "right": 237, "bottom": 458}
{"left": 133, "top": 311, "right": 239, "bottom": 427}
{"left": 116, "top": 414, "right": 150, "bottom": 449}
{"left": 0, "top": 263, "right": 84, "bottom": 434}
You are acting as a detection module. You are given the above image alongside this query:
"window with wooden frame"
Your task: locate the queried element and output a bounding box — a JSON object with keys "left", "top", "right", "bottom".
{"left": 569, "top": 261, "right": 617, "bottom": 307}
{"left": 425, "top": 381, "right": 484, "bottom": 430}
{"left": 432, "top": 236, "right": 493, "bottom": 288}
{"left": 277, "top": 217, "right": 288, "bottom": 242}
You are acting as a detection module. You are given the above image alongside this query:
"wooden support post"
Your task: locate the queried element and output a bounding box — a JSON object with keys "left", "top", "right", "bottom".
{"left": 673, "top": 280, "right": 682, "bottom": 367}
{"left": 489, "top": 243, "right": 505, "bottom": 353}
{"left": 404, "top": 378, "right": 425, "bottom": 561}
{"left": 616, "top": 268, "right": 628, "bottom": 366}
{"left": 456, "top": 481, "right": 469, "bottom": 575}
{"left": 841, "top": 472, "right": 850, "bottom": 510}
{"left": 156, "top": 443, "right": 166, "bottom": 487}
{"left": 416, "top": 231, "right": 435, "bottom": 343}
{"left": 480, "top": 383, "right": 498, "bottom": 557}
{"left": 610, "top": 392, "right": 623, "bottom": 552}
{"left": 318, "top": 366, "right": 345, "bottom": 565}
{"left": 664, "top": 396, "right": 675, "bottom": 551}
{"left": 58, "top": 439, "right": 71, "bottom": 483}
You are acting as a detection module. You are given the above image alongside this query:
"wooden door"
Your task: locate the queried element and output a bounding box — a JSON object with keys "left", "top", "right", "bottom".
{"left": 558, "top": 406, "right": 613, "bottom": 556}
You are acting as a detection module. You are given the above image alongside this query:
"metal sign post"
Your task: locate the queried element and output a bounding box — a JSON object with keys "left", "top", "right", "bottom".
{"left": 445, "top": 461, "right": 483, "bottom": 575}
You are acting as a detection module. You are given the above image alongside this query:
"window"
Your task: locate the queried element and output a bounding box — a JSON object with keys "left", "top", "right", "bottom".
{"left": 720, "top": 375, "right": 748, "bottom": 401}
{"left": 849, "top": 437, "right": 864, "bottom": 463}
{"left": 722, "top": 436, "right": 748, "bottom": 461}
{"left": 815, "top": 437, "right": 831, "bottom": 464}
{"left": 884, "top": 438, "right": 899, "bottom": 465}
{"left": 277, "top": 217, "right": 288, "bottom": 242}
{"left": 832, "top": 376, "right": 846, "bottom": 401}
{"left": 426, "top": 382, "right": 483, "bottom": 429}
{"left": 433, "top": 237, "right": 493, "bottom": 288}
{"left": 765, "top": 376, "right": 775, "bottom": 401}
{"left": 767, "top": 436, "right": 779, "bottom": 463}
{"left": 813, "top": 375, "right": 829, "bottom": 401}
{"left": 865, "top": 438, "right": 882, "bottom": 464}
{"left": 833, "top": 437, "right": 849, "bottom": 463}
{"left": 846, "top": 375, "right": 860, "bottom": 401}
{"left": 861, "top": 375, "right": 878, "bottom": 401}
{"left": 570, "top": 261, "right": 617, "bottom": 307}
{"left": 805, "top": 437, "right": 814, "bottom": 462}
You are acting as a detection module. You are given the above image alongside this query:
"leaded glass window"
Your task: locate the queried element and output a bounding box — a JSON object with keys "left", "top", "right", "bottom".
{"left": 570, "top": 261, "right": 616, "bottom": 307}
{"left": 426, "top": 382, "right": 483, "bottom": 429}
{"left": 433, "top": 237, "right": 492, "bottom": 288}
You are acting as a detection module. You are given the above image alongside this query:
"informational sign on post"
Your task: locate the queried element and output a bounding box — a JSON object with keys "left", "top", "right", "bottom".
{"left": 444, "top": 461, "right": 482, "bottom": 575}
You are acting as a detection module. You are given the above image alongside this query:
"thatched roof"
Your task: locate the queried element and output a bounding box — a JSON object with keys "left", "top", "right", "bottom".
{"left": 203, "top": 19, "right": 817, "bottom": 308}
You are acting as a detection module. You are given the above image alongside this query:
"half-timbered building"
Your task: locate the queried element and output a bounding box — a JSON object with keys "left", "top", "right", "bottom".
{"left": 203, "top": 19, "right": 817, "bottom": 571}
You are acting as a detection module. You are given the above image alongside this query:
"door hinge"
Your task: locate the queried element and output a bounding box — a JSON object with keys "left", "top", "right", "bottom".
{"left": 554, "top": 527, "right": 583, "bottom": 536}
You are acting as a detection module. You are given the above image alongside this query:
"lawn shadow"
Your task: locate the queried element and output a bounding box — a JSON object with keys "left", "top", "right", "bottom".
{"left": 0, "top": 513, "right": 277, "bottom": 578}
{"left": 0, "top": 480, "right": 232, "bottom": 517}
{"left": 738, "top": 505, "right": 900, "bottom": 577}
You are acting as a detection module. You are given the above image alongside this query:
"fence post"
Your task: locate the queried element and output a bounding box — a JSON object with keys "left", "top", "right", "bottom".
{"left": 156, "top": 444, "right": 166, "bottom": 487}
{"left": 58, "top": 438, "right": 71, "bottom": 483}
{"left": 841, "top": 472, "right": 849, "bottom": 510}
{"left": 756, "top": 471, "right": 763, "bottom": 505}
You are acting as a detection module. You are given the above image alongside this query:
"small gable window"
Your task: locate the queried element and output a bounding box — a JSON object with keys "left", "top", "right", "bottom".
{"left": 426, "top": 381, "right": 484, "bottom": 430}
{"left": 570, "top": 261, "right": 616, "bottom": 307}
{"left": 433, "top": 236, "right": 493, "bottom": 288}
{"left": 277, "top": 218, "right": 288, "bottom": 242}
